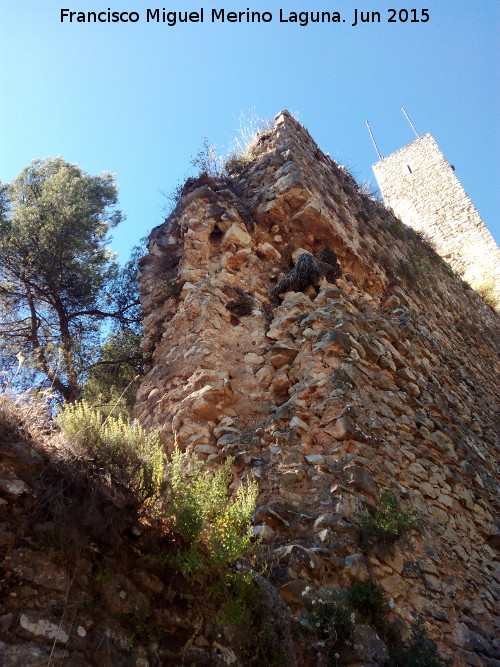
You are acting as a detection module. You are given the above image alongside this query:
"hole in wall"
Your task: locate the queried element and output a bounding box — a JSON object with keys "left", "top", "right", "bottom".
{"left": 209, "top": 225, "right": 224, "bottom": 247}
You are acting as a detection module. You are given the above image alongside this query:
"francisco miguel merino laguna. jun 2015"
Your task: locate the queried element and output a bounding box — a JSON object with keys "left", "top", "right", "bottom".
{"left": 61, "top": 7, "right": 429, "bottom": 26}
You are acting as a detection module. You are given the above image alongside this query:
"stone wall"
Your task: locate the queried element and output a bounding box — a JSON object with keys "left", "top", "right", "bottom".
{"left": 372, "top": 134, "right": 500, "bottom": 302}
{"left": 135, "top": 112, "right": 499, "bottom": 665}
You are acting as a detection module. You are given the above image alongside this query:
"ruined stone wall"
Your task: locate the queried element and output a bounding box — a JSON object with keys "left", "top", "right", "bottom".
{"left": 3, "top": 113, "right": 497, "bottom": 667}
{"left": 135, "top": 111, "right": 499, "bottom": 666}
{"left": 372, "top": 134, "right": 500, "bottom": 300}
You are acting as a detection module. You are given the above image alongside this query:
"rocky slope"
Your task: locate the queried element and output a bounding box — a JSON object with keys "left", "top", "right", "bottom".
{"left": 134, "top": 111, "right": 500, "bottom": 665}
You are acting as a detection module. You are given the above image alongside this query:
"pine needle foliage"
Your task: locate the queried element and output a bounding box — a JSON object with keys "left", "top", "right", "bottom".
{"left": 0, "top": 158, "right": 142, "bottom": 401}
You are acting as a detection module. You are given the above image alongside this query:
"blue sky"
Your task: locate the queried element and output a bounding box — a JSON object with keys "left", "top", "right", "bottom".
{"left": 1, "top": 1, "right": 498, "bottom": 261}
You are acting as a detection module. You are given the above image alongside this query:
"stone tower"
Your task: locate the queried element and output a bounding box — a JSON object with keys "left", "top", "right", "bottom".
{"left": 133, "top": 112, "right": 500, "bottom": 664}
{"left": 372, "top": 133, "right": 500, "bottom": 304}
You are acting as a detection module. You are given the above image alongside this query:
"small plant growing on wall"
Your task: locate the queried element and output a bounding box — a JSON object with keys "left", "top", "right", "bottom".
{"left": 346, "top": 579, "right": 389, "bottom": 630}
{"left": 387, "top": 618, "right": 451, "bottom": 666}
{"left": 362, "top": 490, "right": 415, "bottom": 547}
{"left": 301, "top": 587, "right": 356, "bottom": 658}
{"left": 272, "top": 249, "right": 342, "bottom": 300}
{"left": 191, "top": 136, "right": 226, "bottom": 179}
{"left": 475, "top": 276, "right": 499, "bottom": 311}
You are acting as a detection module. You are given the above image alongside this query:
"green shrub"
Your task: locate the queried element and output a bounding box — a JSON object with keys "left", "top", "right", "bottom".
{"left": 303, "top": 588, "right": 356, "bottom": 654}
{"left": 56, "top": 400, "right": 164, "bottom": 502}
{"left": 387, "top": 618, "right": 451, "bottom": 666}
{"left": 165, "top": 447, "right": 258, "bottom": 582}
{"left": 216, "top": 574, "right": 256, "bottom": 627}
{"left": 347, "top": 579, "right": 388, "bottom": 628}
{"left": 410, "top": 246, "right": 433, "bottom": 274}
{"left": 120, "top": 611, "right": 162, "bottom": 648}
{"left": 162, "top": 448, "right": 262, "bottom": 657}
{"left": 362, "top": 490, "right": 415, "bottom": 545}
{"left": 387, "top": 217, "right": 408, "bottom": 240}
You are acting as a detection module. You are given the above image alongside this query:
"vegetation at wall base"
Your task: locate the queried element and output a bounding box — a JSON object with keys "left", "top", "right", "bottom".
{"left": 56, "top": 399, "right": 164, "bottom": 502}
{"left": 302, "top": 587, "right": 356, "bottom": 657}
{"left": 387, "top": 618, "right": 452, "bottom": 667}
{"left": 230, "top": 584, "right": 289, "bottom": 666}
{"left": 120, "top": 611, "right": 162, "bottom": 649}
{"left": 347, "top": 579, "right": 389, "bottom": 629}
{"left": 164, "top": 447, "right": 257, "bottom": 587}
{"left": 162, "top": 448, "right": 288, "bottom": 662}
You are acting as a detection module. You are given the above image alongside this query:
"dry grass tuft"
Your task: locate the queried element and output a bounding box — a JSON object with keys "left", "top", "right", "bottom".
{"left": 0, "top": 388, "right": 53, "bottom": 445}
{"left": 0, "top": 390, "right": 163, "bottom": 545}
{"left": 225, "top": 110, "right": 273, "bottom": 173}
{"left": 474, "top": 276, "right": 499, "bottom": 311}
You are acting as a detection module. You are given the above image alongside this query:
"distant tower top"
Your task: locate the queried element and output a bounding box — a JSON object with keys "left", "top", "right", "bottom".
{"left": 372, "top": 131, "right": 500, "bottom": 302}
{"left": 401, "top": 108, "right": 419, "bottom": 138}
{"left": 365, "top": 108, "right": 420, "bottom": 161}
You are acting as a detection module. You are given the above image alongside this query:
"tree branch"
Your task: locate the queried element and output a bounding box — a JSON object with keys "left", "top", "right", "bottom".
{"left": 82, "top": 356, "right": 143, "bottom": 373}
